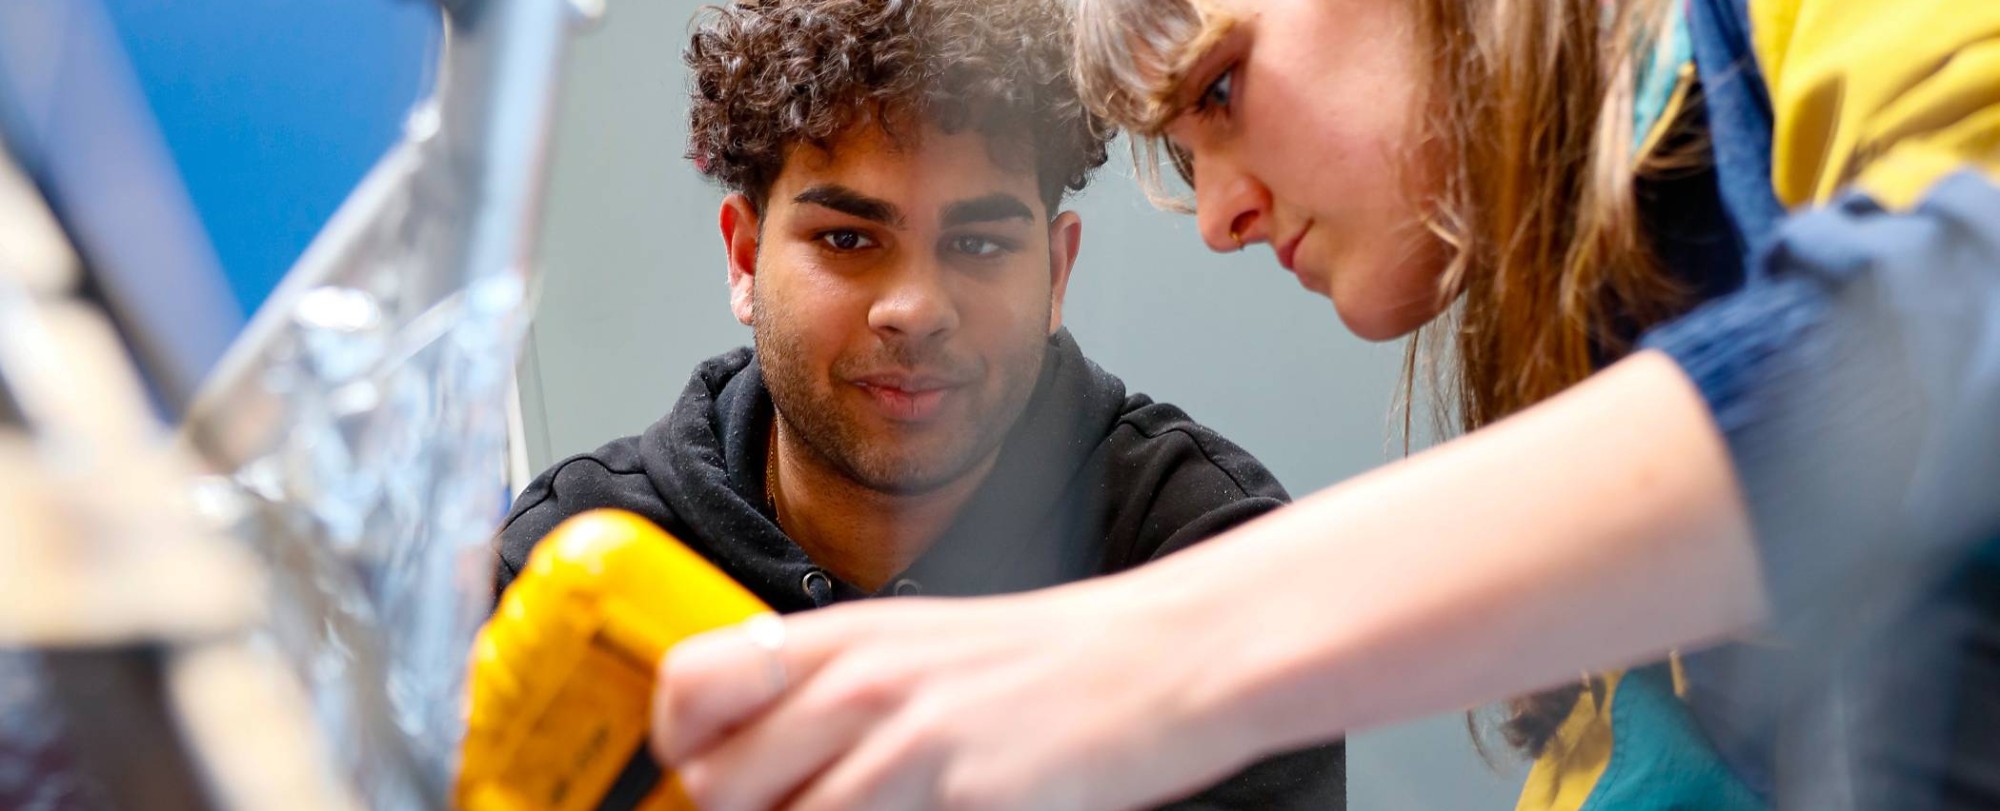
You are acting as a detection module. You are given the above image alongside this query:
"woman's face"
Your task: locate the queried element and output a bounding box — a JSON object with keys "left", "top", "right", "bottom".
{"left": 1162, "top": 0, "right": 1446, "bottom": 341}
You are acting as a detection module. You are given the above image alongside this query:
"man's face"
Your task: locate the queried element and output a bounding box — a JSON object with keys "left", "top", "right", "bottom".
{"left": 724, "top": 123, "right": 1081, "bottom": 495}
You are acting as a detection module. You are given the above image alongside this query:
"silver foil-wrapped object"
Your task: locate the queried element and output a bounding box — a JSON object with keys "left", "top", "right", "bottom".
{"left": 181, "top": 0, "right": 592, "bottom": 805}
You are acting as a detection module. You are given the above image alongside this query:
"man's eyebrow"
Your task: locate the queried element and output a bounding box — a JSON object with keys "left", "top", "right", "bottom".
{"left": 793, "top": 184, "right": 904, "bottom": 227}
{"left": 941, "top": 193, "right": 1035, "bottom": 227}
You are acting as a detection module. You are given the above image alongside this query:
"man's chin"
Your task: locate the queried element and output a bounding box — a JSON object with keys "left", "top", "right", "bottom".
{"left": 839, "top": 447, "right": 990, "bottom": 496}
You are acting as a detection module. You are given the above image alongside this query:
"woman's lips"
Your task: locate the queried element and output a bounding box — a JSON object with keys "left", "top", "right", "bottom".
{"left": 1274, "top": 228, "right": 1327, "bottom": 295}
{"left": 1275, "top": 226, "right": 1307, "bottom": 273}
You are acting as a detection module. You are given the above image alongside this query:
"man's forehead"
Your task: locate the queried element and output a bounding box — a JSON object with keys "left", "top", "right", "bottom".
{"left": 771, "top": 124, "right": 1046, "bottom": 219}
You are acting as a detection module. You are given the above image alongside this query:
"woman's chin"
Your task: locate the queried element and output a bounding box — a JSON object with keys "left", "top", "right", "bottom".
{"left": 1331, "top": 293, "right": 1434, "bottom": 343}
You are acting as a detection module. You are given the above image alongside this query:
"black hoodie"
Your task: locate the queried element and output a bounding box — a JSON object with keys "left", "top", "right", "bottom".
{"left": 496, "top": 329, "right": 1346, "bottom": 809}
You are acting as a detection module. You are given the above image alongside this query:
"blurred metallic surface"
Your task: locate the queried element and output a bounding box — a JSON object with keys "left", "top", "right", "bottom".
{"left": 180, "top": 0, "right": 580, "bottom": 805}
{"left": 3, "top": 0, "right": 583, "bottom": 806}
{"left": 0, "top": 139, "right": 350, "bottom": 811}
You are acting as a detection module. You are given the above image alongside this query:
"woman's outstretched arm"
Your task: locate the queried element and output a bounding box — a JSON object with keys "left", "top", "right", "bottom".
{"left": 648, "top": 350, "right": 1766, "bottom": 811}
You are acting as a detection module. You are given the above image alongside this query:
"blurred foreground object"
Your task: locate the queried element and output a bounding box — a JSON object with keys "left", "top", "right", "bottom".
{"left": 0, "top": 144, "right": 355, "bottom": 811}
{"left": 459, "top": 510, "right": 772, "bottom": 811}
{"left": 177, "top": 0, "right": 602, "bottom": 806}
{"left": 2, "top": 0, "right": 602, "bottom": 806}
{"left": 0, "top": 0, "right": 243, "bottom": 413}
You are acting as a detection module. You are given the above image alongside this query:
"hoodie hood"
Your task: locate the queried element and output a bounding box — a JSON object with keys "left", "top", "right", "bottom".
{"left": 637, "top": 328, "right": 1129, "bottom": 610}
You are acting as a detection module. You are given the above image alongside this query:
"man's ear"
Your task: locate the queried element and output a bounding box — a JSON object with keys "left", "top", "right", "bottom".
{"left": 1045, "top": 210, "right": 1083, "bottom": 334}
{"left": 721, "top": 193, "right": 761, "bottom": 326}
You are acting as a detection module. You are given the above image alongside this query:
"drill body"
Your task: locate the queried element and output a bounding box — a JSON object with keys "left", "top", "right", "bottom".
{"left": 458, "top": 510, "right": 771, "bottom": 811}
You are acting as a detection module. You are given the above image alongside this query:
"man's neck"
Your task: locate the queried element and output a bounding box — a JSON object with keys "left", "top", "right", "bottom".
{"left": 766, "top": 418, "right": 997, "bottom": 593}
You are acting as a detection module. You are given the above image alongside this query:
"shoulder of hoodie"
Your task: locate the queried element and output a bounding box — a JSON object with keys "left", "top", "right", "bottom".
{"left": 1054, "top": 332, "right": 1289, "bottom": 506}
{"left": 1103, "top": 391, "right": 1291, "bottom": 504}
{"left": 494, "top": 347, "right": 757, "bottom": 590}
{"left": 493, "top": 433, "right": 670, "bottom": 588}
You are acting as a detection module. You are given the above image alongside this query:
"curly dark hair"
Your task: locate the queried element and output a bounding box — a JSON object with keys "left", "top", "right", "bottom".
{"left": 685, "top": 0, "right": 1111, "bottom": 214}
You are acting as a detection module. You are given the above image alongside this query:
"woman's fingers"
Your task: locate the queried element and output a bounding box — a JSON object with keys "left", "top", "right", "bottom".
{"left": 653, "top": 615, "right": 802, "bottom": 765}
{"left": 779, "top": 717, "right": 947, "bottom": 811}
{"left": 647, "top": 594, "right": 1202, "bottom": 811}
{"left": 672, "top": 657, "right": 916, "bottom": 811}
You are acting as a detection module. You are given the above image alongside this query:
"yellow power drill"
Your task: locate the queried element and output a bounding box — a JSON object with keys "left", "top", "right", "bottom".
{"left": 457, "top": 509, "right": 772, "bottom": 811}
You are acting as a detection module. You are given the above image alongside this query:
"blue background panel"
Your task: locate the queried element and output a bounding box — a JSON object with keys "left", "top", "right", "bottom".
{"left": 100, "top": 0, "right": 440, "bottom": 315}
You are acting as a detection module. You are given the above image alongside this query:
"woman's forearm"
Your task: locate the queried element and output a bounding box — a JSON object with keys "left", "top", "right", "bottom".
{"left": 1134, "top": 350, "right": 1770, "bottom": 755}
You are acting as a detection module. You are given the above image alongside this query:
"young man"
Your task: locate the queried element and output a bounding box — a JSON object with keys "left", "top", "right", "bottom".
{"left": 495, "top": 0, "right": 1344, "bottom": 806}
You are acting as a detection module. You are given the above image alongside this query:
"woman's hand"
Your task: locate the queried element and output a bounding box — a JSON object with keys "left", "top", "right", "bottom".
{"left": 649, "top": 579, "right": 1259, "bottom": 811}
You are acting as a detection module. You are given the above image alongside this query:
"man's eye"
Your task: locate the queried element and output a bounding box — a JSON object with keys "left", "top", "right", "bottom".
{"left": 949, "top": 236, "right": 1009, "bottom": 257}
{"left": 818, "top": 230, "right": 876, "bottom": 251}
{"left": 1194, "top": 67, "right": 1234, "bottom": 116}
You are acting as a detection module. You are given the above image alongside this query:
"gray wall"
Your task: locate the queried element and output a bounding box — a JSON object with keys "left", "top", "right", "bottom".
{"left": 522, "top": 3, "right": 1526, "bottom": 807}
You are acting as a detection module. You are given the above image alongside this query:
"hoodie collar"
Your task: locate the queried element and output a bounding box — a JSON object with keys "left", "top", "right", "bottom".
{"left": 639, "top": 330, "right": 1128, "bottom": 609}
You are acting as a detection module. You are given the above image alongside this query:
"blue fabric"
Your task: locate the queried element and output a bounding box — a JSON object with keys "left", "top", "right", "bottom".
{"left": 1633, "top": 2, "right": 2000, "bottom": 806}
{"left": 1679, "top": 0, "right": 1783, "bottom": 253}
{"left": 1645, "top": 0, "right": 2000, "bottom": 656}
{"left": 1649, "top": 170, "right": 2000, "bottom": 808}
{"left": 1644, "top": 170, "right": 2000, "bottom": 632}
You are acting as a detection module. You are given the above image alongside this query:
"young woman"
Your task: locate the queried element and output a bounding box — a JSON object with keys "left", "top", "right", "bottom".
{"left": 646, "top": 1, "right": 2000, "bottom": 809}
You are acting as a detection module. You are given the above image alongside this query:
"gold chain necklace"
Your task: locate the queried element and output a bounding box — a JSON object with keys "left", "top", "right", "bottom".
{"left": 764, "top": 427, "right": 782, "bottom": 531}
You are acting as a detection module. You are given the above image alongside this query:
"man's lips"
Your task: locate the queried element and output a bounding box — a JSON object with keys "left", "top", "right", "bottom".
{"left": 851, "top": 373, "right": 967, "bottom": 421}
{"left": 852, "top": 372, "right": 965, "bottom": 392}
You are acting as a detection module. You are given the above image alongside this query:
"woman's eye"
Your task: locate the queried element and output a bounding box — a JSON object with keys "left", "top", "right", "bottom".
{"left": 1195, "top": 67, "right": 1235, "bottom": 116}
{"left": 818, "top": 230, "right": 876, "bottom": 251}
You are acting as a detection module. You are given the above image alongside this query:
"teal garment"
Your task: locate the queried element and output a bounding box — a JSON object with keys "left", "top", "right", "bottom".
{"left": 1579, "top": 667, "right": 1765, "bottom": 811}
{"left": 1630, "top": 7, "right": 1692, "bottom": 155}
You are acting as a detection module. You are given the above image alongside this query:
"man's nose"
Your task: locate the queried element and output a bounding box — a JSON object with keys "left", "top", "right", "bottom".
{"left": 867, "top": 259, "right": 960, "bottom": 343}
